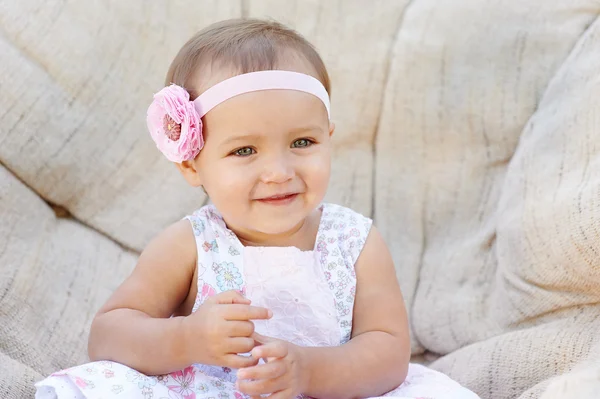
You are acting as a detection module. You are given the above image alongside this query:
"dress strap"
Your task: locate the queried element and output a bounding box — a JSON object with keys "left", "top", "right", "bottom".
{"left": 185, "top": 205, "right": 246, "bottom": 312}
{"left": 315, "top": 204, "right": 373, "bottom": 343}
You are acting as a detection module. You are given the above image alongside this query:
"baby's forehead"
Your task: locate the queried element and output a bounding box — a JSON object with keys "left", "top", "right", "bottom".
{"left": 202, "top": 92, "right": 328, "bottom": 146}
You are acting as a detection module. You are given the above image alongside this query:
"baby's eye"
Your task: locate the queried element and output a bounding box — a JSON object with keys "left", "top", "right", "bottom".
{"left": 291, "top": 138, "right": 313, "bottom": 148}
{"left": 234, "top": 147, "right": 255, "bottom": 156}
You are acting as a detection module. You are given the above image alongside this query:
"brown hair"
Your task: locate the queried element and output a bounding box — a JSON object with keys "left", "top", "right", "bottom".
{"left": 165, "top": 18, "right": 331, "bottom": 99}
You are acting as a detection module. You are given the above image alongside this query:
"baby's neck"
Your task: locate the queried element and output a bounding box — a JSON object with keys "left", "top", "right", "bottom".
{"left": 235, "top": 209, "right": 321, "bottom": 251}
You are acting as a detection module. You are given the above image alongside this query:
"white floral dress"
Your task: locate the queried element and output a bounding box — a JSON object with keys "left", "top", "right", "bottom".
{"left": 35, "top": 203, "right": 479, "bottom": 399}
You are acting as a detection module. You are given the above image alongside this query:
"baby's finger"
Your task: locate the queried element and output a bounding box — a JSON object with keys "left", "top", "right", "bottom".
{"left": 265, "top": 388, "right": 295, "bottom": 399}
{"left": 251, "top": 332, "right": 274, "bottom": 344}
{"left": 227, "top": 337, "right": 256, "bottom": 354}
{"left": 237, "top": 374, "right": 287, "bottom": 396}
{"left": 206, "top": 290, "right": 250, "bottom": 305}
{"left": 237, "top": 360, "right": 286, "bottom": 381}
{"left": 226, "top": 320, "right": 255, "bottom": 337}
{"left": 222, "top": 354, "right": 259, "bottom": 370}
{"left": 223, "top": 304, "right": 272, "bottom": 321}
{"left": 251, "top": 340, "right": 288, "bottom": 360}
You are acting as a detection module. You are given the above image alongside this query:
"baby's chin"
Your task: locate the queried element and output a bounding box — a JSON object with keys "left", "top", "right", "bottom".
{"left": 227, "top": 209, "right": 316, "bottom": 245}
{"left": 247, "top": 215, "right": 309, "bottom": 237}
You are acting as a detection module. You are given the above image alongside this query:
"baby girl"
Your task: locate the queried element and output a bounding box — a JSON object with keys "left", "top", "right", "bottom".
{"left": 36, "top": 18, "right": 479, "bottom": 399}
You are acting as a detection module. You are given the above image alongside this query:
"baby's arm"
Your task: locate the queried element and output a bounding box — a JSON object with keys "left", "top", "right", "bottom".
{"left": 88, "top": 220, "right": 198, "bottom": 374}
{"left": 301, "top": 226, "right": 410, "bottom": 398}
{"left": 88, "top": 220, "right": 271, "bottom": 375}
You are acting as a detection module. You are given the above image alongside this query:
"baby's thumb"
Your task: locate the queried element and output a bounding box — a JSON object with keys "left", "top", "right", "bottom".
{"left": 250, "top": 333, "right": 278, "bottom": 363}
{"left": 208, "top": 290, "right": 250, "bottom": 305}
{"left": 251, "top": 332, "right": 274, "bottom": 345}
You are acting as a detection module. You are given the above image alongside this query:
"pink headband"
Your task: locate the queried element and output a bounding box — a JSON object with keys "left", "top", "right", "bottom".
{"left": 146, "top": 70, "right": 331, "bottom": 163}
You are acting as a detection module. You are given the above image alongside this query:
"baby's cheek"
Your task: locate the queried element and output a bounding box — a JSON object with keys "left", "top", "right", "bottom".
{"left": 205, "top": 167, "right": 253, "bottom": 208}
{"left": 214, "top": 164, "right": 252, "bottom": 189}
{"left": 304, "top": 156, "right": 331, "bottom": 194}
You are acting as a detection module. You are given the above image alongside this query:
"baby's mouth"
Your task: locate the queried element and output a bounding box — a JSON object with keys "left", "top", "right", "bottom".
{"left": 256, "top": 193, "right": 299, "bottom": 205}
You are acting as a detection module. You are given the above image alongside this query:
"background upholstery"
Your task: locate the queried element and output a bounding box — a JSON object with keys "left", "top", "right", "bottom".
{"left": 2, "top": 1, "right": 600, "bottom": 397}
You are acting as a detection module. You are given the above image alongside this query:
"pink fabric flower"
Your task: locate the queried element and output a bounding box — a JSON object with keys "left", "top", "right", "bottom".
{"left": 74, "top": 376, "right": 88, "bottom": 388}
{"left": 198, "top": 282, "right": 216, "bottom": 302}
{"left": 147, "top": 84, "right": 204, "bottom": 163}
{"left": 167, "top": 366, "right": 196, "bottom": 399}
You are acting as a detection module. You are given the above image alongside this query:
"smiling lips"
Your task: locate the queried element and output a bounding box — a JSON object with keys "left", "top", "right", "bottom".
{"left": 257, "top": 193, "right": 299, "bottom": 205}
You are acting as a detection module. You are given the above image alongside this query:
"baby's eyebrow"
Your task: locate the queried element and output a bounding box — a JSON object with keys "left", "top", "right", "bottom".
{"left": 219, "top": 125, "right": 325, "bottom": 147}
{"left": 287, "top": 125, "right": 324, "bottom": 135}
{"left": 219, "top": 134, "right": 261, "bottom": 147}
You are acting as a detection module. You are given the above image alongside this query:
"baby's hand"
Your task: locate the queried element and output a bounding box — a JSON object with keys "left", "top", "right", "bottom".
{"left": 182, "top": 290, "right": 272, "bottom": 369}
{"left": 236, "top": 333, "right": 309, "bottom": 399}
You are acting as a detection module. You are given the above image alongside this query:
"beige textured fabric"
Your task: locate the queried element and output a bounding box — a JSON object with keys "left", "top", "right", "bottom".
{"left": 0, "top": 166, "right": 137, "bottom": 397}
{"left": 0, "top": 2, "right": 239, "bottom": 252}
{"left": 539, "top": 340, "right": 600, "bottom": 399}
{"left": 0, "top": 353, "right": 43, "bottom": 399}
{"left": 0, "top": 0, "right": 408, "bottom": 252}
{"left": 2, "top": 0, "right": 600, "bottom": 398}
{"left": 379, "top": 1, "right": 600, "bottom": 397}
{"left": 432, "top": 310, "right": 600, "bottom": 399}
{"left": 377, "top": 0, "right": 600, "bottom": 355}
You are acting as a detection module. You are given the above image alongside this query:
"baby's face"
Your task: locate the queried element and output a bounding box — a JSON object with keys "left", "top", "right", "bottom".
{"left": 190, "top": 69, "right": 333, "bottom": 239}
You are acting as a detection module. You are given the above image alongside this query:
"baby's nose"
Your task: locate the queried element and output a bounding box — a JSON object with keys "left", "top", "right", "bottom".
{"left": 260, "top": 155, "right": 294, "bottom": 184}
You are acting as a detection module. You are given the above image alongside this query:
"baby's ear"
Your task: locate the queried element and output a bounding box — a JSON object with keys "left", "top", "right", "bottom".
{"left": 328, "top": 121, "right": 336, "bottom": 137}
{"left": 176, "top": 160, "right": 203, "bottom": 187}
